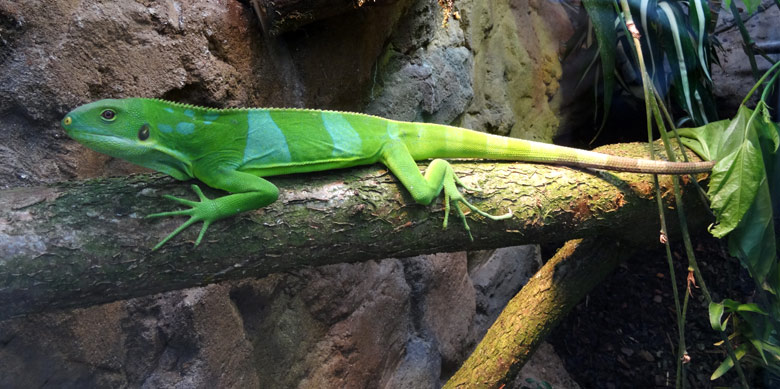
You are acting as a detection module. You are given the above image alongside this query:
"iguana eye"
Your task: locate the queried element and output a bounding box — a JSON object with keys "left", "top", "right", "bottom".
{"left": 138, "top": 124, "right": 150, "bottom": 140}
{"left": 101, "top": 109, "right": 116, "bottom": 121}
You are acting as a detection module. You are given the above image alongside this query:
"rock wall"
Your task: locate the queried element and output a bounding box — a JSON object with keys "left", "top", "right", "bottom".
{"left": 711, "top": 0, "right": 780, "bottom": 117}
{"left": 0, "top": 0, "right": 577, "bottom": 386}
{"left": 0, "top": 248, "right": 543, "bottom": 387}
{"left": 461, "top": 0, "right": 570, "bottom": 141}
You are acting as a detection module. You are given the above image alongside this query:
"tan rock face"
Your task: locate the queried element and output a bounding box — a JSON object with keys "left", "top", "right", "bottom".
{"left": 461, "top": 0, "right": 571, "bottom": 141}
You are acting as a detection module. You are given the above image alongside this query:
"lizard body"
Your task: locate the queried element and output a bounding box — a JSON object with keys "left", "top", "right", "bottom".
{"left": 62, "top": 98, "right": 714, "bottom": 249}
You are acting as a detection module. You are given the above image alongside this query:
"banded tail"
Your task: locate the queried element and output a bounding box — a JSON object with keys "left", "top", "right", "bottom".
{"left": 399, "top": 122, "right": 715, "bottom": 174}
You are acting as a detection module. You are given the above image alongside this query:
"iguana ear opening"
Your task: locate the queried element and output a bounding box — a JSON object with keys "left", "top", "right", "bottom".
{"left": 138, "top": 124, "right": 150, "bottom": 141}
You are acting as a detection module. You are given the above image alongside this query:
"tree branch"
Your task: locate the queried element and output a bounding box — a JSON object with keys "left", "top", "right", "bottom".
{"left": 0, "top": 142, "right": 711, "bottom": 319}
{"left": 444, "top": 238, "right": 633, "bottom": 387}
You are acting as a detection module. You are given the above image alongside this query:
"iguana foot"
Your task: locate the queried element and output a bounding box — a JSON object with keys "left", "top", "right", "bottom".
{"left": 441, "top": 168, "right": 513, "bottom": 241}
{"left": 380, "top": 147, "right": 513, "bottom": 241}
{"left": 146, "top": 184, "right": 215, "bottom": 250}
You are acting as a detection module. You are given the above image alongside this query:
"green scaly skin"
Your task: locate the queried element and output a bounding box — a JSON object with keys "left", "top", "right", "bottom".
{"left": 61, "top": 98, "right": 715, "bottom": 249}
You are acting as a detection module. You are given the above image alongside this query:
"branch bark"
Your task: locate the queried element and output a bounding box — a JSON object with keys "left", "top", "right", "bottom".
{"left": 0, "top": 142, "right": 711, "bottom": 319}
{"left": 444, "top": 238, "right": 633, "bottom": 387}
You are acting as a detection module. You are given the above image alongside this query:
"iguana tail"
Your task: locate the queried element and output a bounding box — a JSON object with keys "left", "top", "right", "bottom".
{"left": 401, "top": 122, "right": 714, "bottom": 174}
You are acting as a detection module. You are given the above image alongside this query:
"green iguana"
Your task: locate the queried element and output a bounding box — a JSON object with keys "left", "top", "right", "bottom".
{"left": 62, "top": 98, "right": 714, "bottom": 249}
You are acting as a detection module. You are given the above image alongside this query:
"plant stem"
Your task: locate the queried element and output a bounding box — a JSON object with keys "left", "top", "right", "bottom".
{"left": 729, "top": 0, "right": 760, "bottom": 80}
{"left": 653, "top": 89, "right": 712, "bottom": 208}
{"left": 681, "top": 275, "right": 692, "bottom": 387}
{"left": 652, "top": 71, "right": 751, "bottom": 389}
{"left": 760, "top": 68, "right": 780, "bottom": 103}
{"left": 654, "top": 66, "right": 751, "bottom": 389}
{"left": 617, "top": 0, "right": 689, "bottom": 385}
{"left": 619, "top": 0, "right": 749, "bottom": 386}
{"left": 741, "top": 60, "right": 780, "bottom": 106}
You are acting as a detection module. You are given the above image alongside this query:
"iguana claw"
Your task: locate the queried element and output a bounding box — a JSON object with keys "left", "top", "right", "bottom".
{"left": 441, "top": 173, "right": 513, "bottom": 241}
{"left": 146, "top": 184, "right": 214, "bottom": 250}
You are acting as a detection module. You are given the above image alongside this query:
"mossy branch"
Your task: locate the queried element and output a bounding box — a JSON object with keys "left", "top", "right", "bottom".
{"left": 0, "top": 142, "right": 711, "bottom": 319}
{"left": 444, "top": 238, "right": 632, "bottom": 387}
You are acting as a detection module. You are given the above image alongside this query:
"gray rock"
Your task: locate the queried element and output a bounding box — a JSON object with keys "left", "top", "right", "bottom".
{"left": 469, "top": 245, "right": 541, "bottom": 330}
{"left": 711, "top": 1, "right": 780, "bottom": 117}
{"left": 365, "top": 0, "right": 473, "bottom": 124}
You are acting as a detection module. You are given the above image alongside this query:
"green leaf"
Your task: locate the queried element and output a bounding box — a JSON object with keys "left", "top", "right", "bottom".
{"left": 638, "top": 0, "right": 660, "bottom": 79}
{"left": 734, "top": 302, "right": 768, "bottom": 314}
{"left": 720, "top": 298, "right": 740, "bottom": 311}
{"left": 716, "top": 105, "right": 752, "bottom": 156}
{"left": 703, "top": 100, "right": 780, "bottom": 291}
{"left": 689, "top": 0, "right": 712, "bottom": 81}
{"left": 741, "top": 0, "right": 762, "bottom": 14}
{"left": 632, "top": 0, "right": 669, "bottom": 95}
{"left": 758, "top": 338, "right": 780, "bottom": 358}
{"left": 757, "top": 111, "right": 780, "bottom": 153}
{"left": 574, "top": 45, "right": 602, "bottom": 92}
{"left": 678, "top": 119, "right": 730, "bottom": 160}
{"left": 724, "top": 0, "right": 762, "bottom": 14}
{"left": 713, "top": 298, "right": 773, "bottom": 367}
{"left": 717, "top": 298, "right": 767, "bottom": 315}
{"left": 711, "top": 343, "right": 750, "bottom": 380}
{"left": 658, "top": 1, "right": 708, "bottom": 124}
{"left": 708, "top": 140, "right": 764, "bottom": 237}
{"left": 582, "top": 0, "right": 617, "bottom": 132}
{"left": 748, "top": 335, "right": 768, "bottom": 365}
{"left": 707, "top": 106, "right": 766, "bottom": 237}
{"left": 709, "top": 302, "right": 726, "bottom": 331}
{"left": 695, "top": 82, "right": 719, "bottom": 124}
{"left": 736, "top": 308, "right": 773, "bottom": 364}
{"left": 727, "top": 178, "right": 777, "bottom": 285}
{"left": 767, "top": 262, "right": 780, "bottom": 298}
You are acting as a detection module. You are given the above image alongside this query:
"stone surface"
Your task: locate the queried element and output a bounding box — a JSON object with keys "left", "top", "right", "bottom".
{"left": 711, "top": 0, "right": 780, "bottom": 117}
{"left": 516, "top": 342, "right": 582, "bottom": 389}
{"left": 366, "top": 0, "right": 572, "bottom": 141}
{"left": 461, "top": 0, "right": 571, "bottom": 140}
{"left": 365, "top": 0, "right": 474, "bottom": 123}
{"left": 0, "top": 247, "right": 550, "bottom": 387}
{"left": 0, "top": 0, "right": 582, "bottom": 386}
{"left": 469, "top": 245, "right": 541, "bottom": 332}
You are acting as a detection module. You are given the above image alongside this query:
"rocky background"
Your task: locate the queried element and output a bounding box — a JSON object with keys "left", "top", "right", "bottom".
{"left": 0, "top": 0, "right": 773, "bottom": 387}
{"left": 0, "top": 0, "right": 579, "bottom": 387}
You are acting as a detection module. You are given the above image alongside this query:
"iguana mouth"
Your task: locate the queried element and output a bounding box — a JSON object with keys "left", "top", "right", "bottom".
{"left": 63, "top": 128, "right": 132, "bottom": 148}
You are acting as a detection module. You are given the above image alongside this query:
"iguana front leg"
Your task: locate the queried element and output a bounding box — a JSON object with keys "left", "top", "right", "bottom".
{"left": 147, "top": 168, "right": 279, "bottom": 249}
{"left": 381, "top": 142, "right": 512, "bottom": 240}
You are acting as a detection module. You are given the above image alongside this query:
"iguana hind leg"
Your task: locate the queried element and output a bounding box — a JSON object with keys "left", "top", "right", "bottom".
{"left": 381, "top": 142, "right": 512, "bottom": 240}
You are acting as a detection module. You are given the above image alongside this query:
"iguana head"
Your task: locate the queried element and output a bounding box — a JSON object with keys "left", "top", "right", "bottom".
{"left": 62, "top": 98, "right": 192, "bottom": 180}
